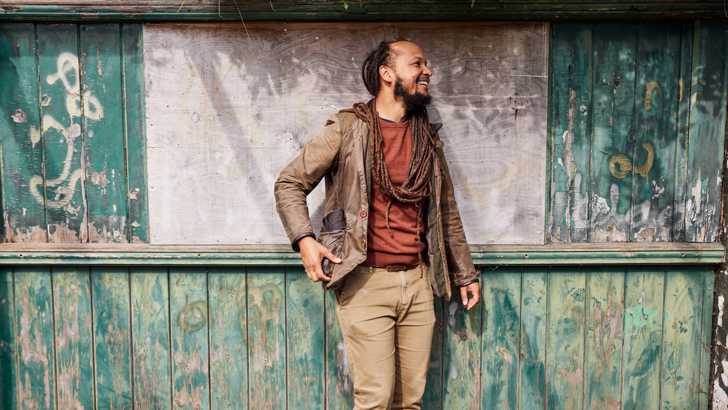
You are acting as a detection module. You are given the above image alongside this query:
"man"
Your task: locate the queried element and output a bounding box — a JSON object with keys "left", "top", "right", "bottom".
{"left": 274, "top": 39, "right": 480, "bottom": 409}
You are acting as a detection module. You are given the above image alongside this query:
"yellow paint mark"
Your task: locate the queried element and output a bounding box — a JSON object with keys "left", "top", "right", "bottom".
{"left": 633, "top": 143, "right": 654, "bottom": 177}
{"left": 608, "top": 143, "right": 654, "bottom": 179}
{"left": 678, "top": 78, "right": 684, "bottom": 102}
{"left": 644, "top": 81, "right": 660, "bottom": 111}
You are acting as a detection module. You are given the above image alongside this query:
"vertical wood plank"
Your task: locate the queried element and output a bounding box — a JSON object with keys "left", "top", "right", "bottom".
{"left": 443, "top": 271, "right": 482, "bottom": 410}
{"left": 79, "top": 23, "right": 128, "bottom": 243}
{"left": 286, "top": 269, "right": 324, "bottom": 408}
{"left": 170, "top": 268, "right": 210, "bottom": 410}
{"left": 621, "top": 269, "right": 664, "bottom": 410}
{"left": 0, "top": 23, "right": 47, "bottom": 242}
{"left": 423, "top": 297, "right": 444, "bottom": 410}
{"left": 325, "top": 287, "right": 353, "bottom": 410}
{"left": 15, "top": 267, "right": 56, "bottom": 410}
{"left": 519, "top": 269, "right": 547, "bottom": 410}
{"left": 584, "top": 267, "right": 625, "bottom": 409}
{"left": 698, "top": 268, "right": 715, "bottom": 410}
{"left": 52, "top": 267, "right": 94, "bottom": 409}
{"left": 247, "top": 268, "right": 286, "bottom": 410}
{"left": 589, "top": 25, "right": 638, "bottom": 242}
{"left": 548, "top": 24, "right": 593, "bottom": 243}
{"left": 121, "top": 23, "right": 149, "bottom": 243}
{"left": 545, "top": 269, "right": 586, "bottom": 410}
{"left": 91, "top": 267, "right": 132, "bottom": 409}
{"left": 685, "top": 22, "right": 728, "bottom": 242}
{"left": 0, "top": 268, "right": 17, "bottom": 409}
{"left": 481, "top": 270, "right": 520, "bottom": 410}
{"left": 36, "top": 24, "right": 85, "bottom": 242}
{"left": 208, "top": 268, "right": 248, "bottom": 410}
{"left": 130, "top": 268, "right": 172, "bottom": 409}
{"left": 630, "top": 25, "right": 682, "bottom": 242}
{"left": 660, "top": 268, "right": 704, "bottom": 409}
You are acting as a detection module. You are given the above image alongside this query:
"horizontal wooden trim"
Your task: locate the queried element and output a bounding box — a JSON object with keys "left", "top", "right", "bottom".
{"left": 0, "top": 2, "right": 725, "bottom": 22}
{"left": 0, "top": 243, "right": 722, "bottom": 266}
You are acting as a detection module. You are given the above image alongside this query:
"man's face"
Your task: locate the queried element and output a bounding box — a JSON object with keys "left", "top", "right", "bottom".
{"left": 386, "top": 42, "right": 433, "bottom": 112}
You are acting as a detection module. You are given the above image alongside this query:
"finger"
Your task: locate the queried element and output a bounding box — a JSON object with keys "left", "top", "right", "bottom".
{"left": 467, "top": 288, "right": 480, "bottom": 310}
{"left": 304, "top": 267, "right": 317, "bottom": 282}
{"left": 312, "top": 264, "right": 331, "bottom": 282}
{"left": 322, "top": 248, "right": 342, "bottom": 264}
{"left": 460, "top": 286, "right": 469, "bottom": 307}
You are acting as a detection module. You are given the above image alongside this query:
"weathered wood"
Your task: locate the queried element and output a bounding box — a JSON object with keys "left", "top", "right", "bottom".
{"left": 0, "top": 1, "right": 725, "bottom": 21}
{"left": 660, "top": 268, "right": 705, "bottom": 408}
{"left": 621, "top": 270, "right": 664, "bottom": 410}
{"left": 121, "top": 23, "right": 149, "bottom": 243}
{"left": 52, "top": 267, "right": 94, "bottom": 409}
{"left": 91, "top": 267, "right": 133, "bottom": 409}
{"left": 584, "top": 267, "right": 624, "bottom": 409}
{"left": 37, "top": 24, "right": 86, "bottom": 242}
{"left": 481, "top": 269, "right": 520, "bottom": 410}
{"left": 685, "top": 22, "right": 728, "bottom": 242}
{"left": 519, "top": 269, "right": 547, "bottom": 409}
{"left": 423, "top": 297, "right": 444, "bottom": 410}
{"left": 79, "top": 23, "right": 129, "bottom": 243}
{"left": 285, "top": 268, "right": 325, "bottom": 408}
{"left": 545, "top": 269, "right": 586, "bottom": 409}
{"left": 14, "top": 267, "right": 56, "bottom": 410}
{"left": 247, "top": 267, "right": 286, "bottom": 410}
{"left": 142, "top": 22, "right": 547, "bottom": 246}
{"left": 169, "top": 268, "right": 210, "bottom": 409}
{"left": 700, "top": 268, "right": 715, "bottom": 409}
{"left": 548, "top": 24, "right": 592, "bottom": 243}
{"left": 130, "top": 268, "right": 172, "bottom": 409}
{"left": 0, "top": 23, "right": 46, "bottom": 242}
{"left": 325, "top": 286, "right": 353, "bottom": 410}
{"left": 443, "top": 272, "right": 482, "bottom": 409}
{"left": 0, "top": 268, "right": 17, "bottom": 409}
{"left": 208, "top": 268, "right": 248, "bottom": 409}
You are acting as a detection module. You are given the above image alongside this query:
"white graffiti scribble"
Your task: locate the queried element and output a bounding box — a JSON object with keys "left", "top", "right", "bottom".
{"left": 29, "top": 52, "right": 104, "bottom": 210}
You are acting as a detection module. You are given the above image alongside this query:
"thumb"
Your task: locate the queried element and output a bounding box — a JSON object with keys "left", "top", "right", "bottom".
{"left": 323, "top": 247, "right": 342, "bottom": 263}
{"left": 460, "top": 286, "right": 469, "bottom": 306}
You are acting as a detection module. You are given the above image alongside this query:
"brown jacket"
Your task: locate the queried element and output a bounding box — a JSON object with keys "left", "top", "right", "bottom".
{"left": 274, "top": 109, "right": 477, "bottom": 300}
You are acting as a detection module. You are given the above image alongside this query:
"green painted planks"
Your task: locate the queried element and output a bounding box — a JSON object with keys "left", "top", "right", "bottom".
{"left": 325, "top": 286, "right": 353, "bottom": 410}
{"left": 130, "top": 268, "right": 172, "bottom": 409}
{"left": 170, "top": 268, "right": 210, "bottom": 409}
{"left": 0, "top": 23, "right": 46, "bottom": 242}
{"left": 285, "top": 269, "right": 324, "bottom": 408}
{"left": 546, "top": 269, "right": 586, "bottom": 409}
{"left": 79, "top": 24, "right": 129, "bottom": 243}
{"left": 208, "top": 268, "right": 248, "bottom": 409}
{"left": 121, "top": 23, "right": 149, "bottom": 243}
{"left": 584, "top": 267, "right": 625, "bottom": 409}
{"left": 519, "top": 270, "right": 547, "bottom": 409}
{"left": 698, "top": 268, "right": 715, "bottom": 410}
{"left": 423, "top": 297, "right": 444, "bottom": 410}
{"left": 14, "top": 267, "right": 55, "bottom": 409}
{"left": 630, "top": 25, "right": 682, "bottom": 242}
{"left": 481, "top": 270, "right": 521, "bottom": 410}
{"left": 660, "top": 268, "right": 704, "bottom": 408}
{"left": 548, "top": 24, "right": 592, "bottom": 243}
{"left": 91, "top": 267, "right": 133, "bottom": 409}
{"left": 0, "top": 268, "right": 17, "bottom": 409}
{"left": 443, "top": 273, "right": 482, "bottom": 409}
{"left": 247, "top": 267, "right": 286, "bottom": 410}
{"left": 52, "top": 267, "right": 94, "bottom": 409}
{"left": 36, "top": 24, "right": 86, "bottom": 242}
{"left": 685, "top": 22, "right": 728, "bottom": 242}
{"left": 621, "top": 270, "right": 664, "bottom": 410}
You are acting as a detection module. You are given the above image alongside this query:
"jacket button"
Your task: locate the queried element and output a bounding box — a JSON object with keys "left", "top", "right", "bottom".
{"left": 359, "top": 210, "right": 368, "bottom": 219}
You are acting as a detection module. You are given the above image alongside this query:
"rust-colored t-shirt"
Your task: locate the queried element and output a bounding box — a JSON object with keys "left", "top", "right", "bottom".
{"left": 365, "top": 116, "right": 425, "bottom": 267}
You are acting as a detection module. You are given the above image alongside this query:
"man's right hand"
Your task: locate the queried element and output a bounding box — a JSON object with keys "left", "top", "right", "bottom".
{"left": 298, "top": 236, "right": 342, "bottom": 282}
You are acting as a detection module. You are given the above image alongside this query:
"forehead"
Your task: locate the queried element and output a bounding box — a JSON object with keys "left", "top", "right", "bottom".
{"left": 390, "top": 41, "right": 426, "bottom": 60}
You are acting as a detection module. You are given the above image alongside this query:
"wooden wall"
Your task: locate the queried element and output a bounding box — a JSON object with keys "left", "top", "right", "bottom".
{"left": 0, "top": 23, "right": 149, "bottom": 243}
{"left": 0, "top": 264, "right": 715, "bottom": 409}
{"left": 547, "top": 22, "right": 728, "bottom": 244}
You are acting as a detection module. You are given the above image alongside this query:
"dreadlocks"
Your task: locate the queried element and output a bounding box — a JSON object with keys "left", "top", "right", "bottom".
{"left": 362, "top": 40, "right": 401, "bottom": 97}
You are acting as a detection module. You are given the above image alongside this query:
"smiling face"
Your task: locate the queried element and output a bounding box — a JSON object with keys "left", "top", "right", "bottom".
{"left": 380, "top": 41, "right": 433, "bottom": 114}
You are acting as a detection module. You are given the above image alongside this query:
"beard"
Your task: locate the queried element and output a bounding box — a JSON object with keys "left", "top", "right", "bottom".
{"left": 394, "top": 77, "right": 432, "bottom": 117}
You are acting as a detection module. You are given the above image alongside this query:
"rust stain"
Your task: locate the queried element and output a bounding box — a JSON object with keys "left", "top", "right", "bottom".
{"left": 48, "top": 223, "right": 80, "bottom": 242}
{"left": 87, "top": 217, "right": 127, "bottom": 243}
{"left": 89, "top": 170, "right": 109, "bottom": 187}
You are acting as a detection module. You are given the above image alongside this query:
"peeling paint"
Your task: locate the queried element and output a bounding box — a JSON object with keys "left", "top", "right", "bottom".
{"left": 11, "top": 108, "right": 27, "bottom": 123}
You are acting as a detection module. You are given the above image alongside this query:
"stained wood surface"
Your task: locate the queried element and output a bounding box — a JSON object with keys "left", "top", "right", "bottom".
{"left": 0, "top": 23, "right": 148, "bottom": 243}
{"left": 0, "top": 265, "right": 717, "bottom": 408}
{"left": 143, "top": 22, "right": 548, "bottom": 245}
{"left": 548, "top": 22, "right": 728, "bottom": 243}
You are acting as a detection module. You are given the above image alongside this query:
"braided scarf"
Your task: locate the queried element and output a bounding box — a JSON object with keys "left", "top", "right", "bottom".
{"left": 352, "top": 99, "right": 436, "bottom": 232}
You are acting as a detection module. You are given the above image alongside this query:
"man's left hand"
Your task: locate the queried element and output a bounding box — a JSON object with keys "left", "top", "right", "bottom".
{"left": 459, "top": 282, "right": 481, "bottom": 311}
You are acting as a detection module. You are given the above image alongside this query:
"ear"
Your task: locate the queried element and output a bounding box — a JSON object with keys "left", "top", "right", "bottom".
{"left": 379, "top": 64, "right": 394, "bottom": 84}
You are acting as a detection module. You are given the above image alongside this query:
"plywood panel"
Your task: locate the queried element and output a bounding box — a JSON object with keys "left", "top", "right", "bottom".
{"left": 143, "top": 22, "right": 548, "bottom": 245}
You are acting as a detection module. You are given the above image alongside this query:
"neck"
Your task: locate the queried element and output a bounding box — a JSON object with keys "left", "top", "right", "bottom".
{"left": 374, "top": 91, "right": 406, "bottom": 123}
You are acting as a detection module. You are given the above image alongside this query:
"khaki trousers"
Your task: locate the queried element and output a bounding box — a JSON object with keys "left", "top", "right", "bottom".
{"left": 334, "top": 264, "right": 436, "bottom": 410}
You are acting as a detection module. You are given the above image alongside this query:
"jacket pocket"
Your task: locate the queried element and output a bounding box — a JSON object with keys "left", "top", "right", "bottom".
{"left": 318, "top": 229, "right": 345, "bottom": 277}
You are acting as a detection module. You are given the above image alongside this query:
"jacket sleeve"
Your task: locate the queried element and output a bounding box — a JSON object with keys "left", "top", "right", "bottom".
{"left": 437, "top": 147, "right": 479, "bottom": 287}
{"left": 274, "top": 114, "right": 343, "bottom": 252}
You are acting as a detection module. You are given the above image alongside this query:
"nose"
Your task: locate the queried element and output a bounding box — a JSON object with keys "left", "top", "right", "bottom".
{"left": 422, "top": 64, "right": 432, "bottom": 76}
